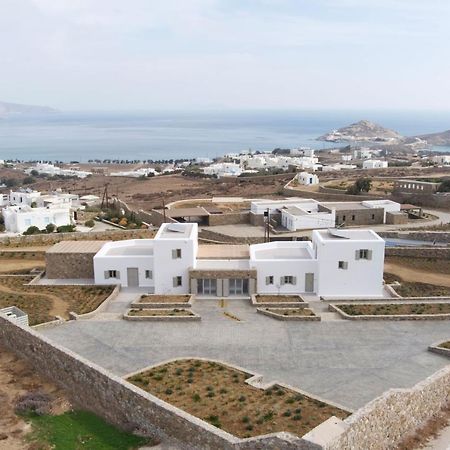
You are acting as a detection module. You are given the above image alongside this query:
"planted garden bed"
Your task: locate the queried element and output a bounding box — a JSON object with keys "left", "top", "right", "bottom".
{"left": 257, "top": 307, "right": 319, "bottom": 321}
{"left": 127, "top": 359, "right": 349, "bottom": 439}
{"left": 428, "top": 340, "right": 450, "bottom": 357}
{"left": 392, "top": 282, "right": 450, "bottom": 298}
{"left": 124, "top": 308, "right": 200, "bottom": 321}
{"left": 331, "top": 303, "right": 450, "bottom": 320}
{"left": 251, "top": 294, "right": 307, "bottom": 308}
{"left": 132, "top": 294, "right": 193, "bottom": 308}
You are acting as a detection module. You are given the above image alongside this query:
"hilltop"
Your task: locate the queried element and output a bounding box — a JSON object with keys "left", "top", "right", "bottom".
{"left": 0, "top": 101, "right": 58, "bottom": 118}
{"left": 318, "top": 120, "right": 404, "bottom": 143}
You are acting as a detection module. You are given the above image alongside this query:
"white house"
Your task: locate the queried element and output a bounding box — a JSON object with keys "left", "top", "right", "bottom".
{"left": 27, "top": 163, "right": 91, "bottom": 179}
{"left": 203, "top": 163, "right": 242, "bottom": 178}
{"left": 91, "top": 222, "right": 385, "bottom": 298}
{"left": 3, "top": 204, "right": 72, "bottom": 233}
{"left": 297, "top": 172, "right": 319, "bottom": 186}
{"left": 363, "top": 159, "right": 388, "bottom": 169}
{"left": 281, "top": 204, "right": 336, "bottom": 231}
{"left": 361, "top": 200, "right": 401, "bottom": 222}
{"left": 432, "top": 155, "right": 450, "bottom": 165}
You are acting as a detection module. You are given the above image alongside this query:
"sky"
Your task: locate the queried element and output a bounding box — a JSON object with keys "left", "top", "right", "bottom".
{"left": 0, "top": 0, "right": 449, "bottom": 111}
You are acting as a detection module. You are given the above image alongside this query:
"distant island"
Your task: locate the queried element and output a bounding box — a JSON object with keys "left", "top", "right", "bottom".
{"left": 317, "top": 120, "right": 404, "bottom": 143}
{"left": 413, "top": 129, "right": 450, "bottom": 146}
{"left": 0, "top": 100, "right": 58, "bottom": 118}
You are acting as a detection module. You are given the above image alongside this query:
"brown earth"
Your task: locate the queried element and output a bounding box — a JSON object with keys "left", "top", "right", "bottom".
{"left": 384, "top": 262, "right": 450, "bottom": 288}
{"left": 264, "top": 308, "right": 315, "bottom": 317}
{"left": 255, "top": 295, "right": 304, "bottom": 303}
{"left": 384, "top": 256, "right": 450, "bottom": 275}
{"left": 128, "top": 308, "right": 194, "bottom": 317}
{"left": 128, "top": 359, "right": 349, "bottom": 439}
{"left": 338, "top": 303, "right": 450, "bottom": 316}
{"left": 0, "top": 346, "right": 71, "bottom": 450}
{"left": 138, "top": 295, "right": 190, "bottom": 303}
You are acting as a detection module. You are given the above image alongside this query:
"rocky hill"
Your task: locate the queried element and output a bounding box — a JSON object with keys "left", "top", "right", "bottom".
{"left": 413, "top": 130, "right": 450, "bottom": 146}
{"left": 318, "top": 120, "right": 404, "bottom": 143}
{"left": 0, "top": 101, "right": 58, "bottom": 118}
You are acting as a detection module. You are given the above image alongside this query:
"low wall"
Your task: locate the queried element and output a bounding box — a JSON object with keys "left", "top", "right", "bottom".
{"left": 0, "top": 315, "right": 320, "bottom": 450}
{"left": 198, "top": 229, "right": 264, "bottom": 244}
{"left": 208, "top": 212, "right": 250, "bottom": 226}
{"left": 328, "top": 365, "right": 450, "bottom": 449}
{"left": 0, "top": 228, "right": 155, "bottom": 247}
{"left": 385, "top": 247, "right": 450, "bottom": 259}
{"left": 380, "top": 231, "right": 450, "bottom": 244}
{"left": 428, "top": 342, "right": 450, "bottom": 358}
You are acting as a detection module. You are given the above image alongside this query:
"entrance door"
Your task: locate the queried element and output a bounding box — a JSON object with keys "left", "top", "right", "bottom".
{"left": 305, "top": 273, "right": 314, "bottom": 293}
{"left": 127, "top": 268, "right": 139, "bottom": 287}
{"left": 229, "top": 279, "right": 249, "bottom": 296}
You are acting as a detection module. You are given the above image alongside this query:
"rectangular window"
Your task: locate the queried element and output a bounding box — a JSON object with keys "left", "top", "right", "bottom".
{"left": 342, "top": 215, "right": 346, "bottom": 221}
{"left": 355, "top": 249, "right": 372, "bottom": 260}
{"left": 173, "top": 276, "right": 182, "bottom": 287}
{"left": 281, "top": 275, "right": 296, "bottom": 285}
{"left": 371, "top": 214, "right": 375, "bottom": 220}
{"left": 145, "top": 270, "right": 152, "bottom": 279}
{"left": 172, "top": 248, "right": 182, "bottom": 259}
{"left": 265, "top": 276, "right": 274, "bottom": 285}
{"left": 105, "top": 270, "right": 119, "bottom": 279}
{"left": 338, "top": 261, "right": 348, "bottom": 270}
{"left": 229, "top": 279, "right": 248, "bottom": 295}
{"left": 197, "top": 279, "right": 217, "bottom": 295}
{"left": 351, "top": 215, "right": 355, "bottom": 221}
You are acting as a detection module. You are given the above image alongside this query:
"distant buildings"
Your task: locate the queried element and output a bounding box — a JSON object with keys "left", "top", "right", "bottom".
{"left": 431, "top": 155, "right": 450, "bottom": 165}
{"left": 26, "top": 163, "right": 91, "bottom": 178}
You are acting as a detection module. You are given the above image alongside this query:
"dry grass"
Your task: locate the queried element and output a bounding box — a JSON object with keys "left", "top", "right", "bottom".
{"left": 128, "top": 359, "right": 349, "bottom": 439}
{"left": 254, "top": 295, "right": 304, "bottom": 303}
{"left": 138, "top": 295, "right": 190, "bottom": 303}
{"left": 338, "top": 303, "right": 450, "bottom": 316}
{"left": 385, "top": 256, "right": 450, "bottom": 275}
{"left": 264, "top": 308, "right": 315, "bottom": 317}
{"left": 0, "top": 276, "right": 114, "bottom": 325}
{"left": 439, "top": 341, "right": 450, "bottom": 349}
{"left": 393, "top": 281, "right": 450, "bottom": 297}
{"left": 128, "top": 308, "right": 194, "bottom": 317}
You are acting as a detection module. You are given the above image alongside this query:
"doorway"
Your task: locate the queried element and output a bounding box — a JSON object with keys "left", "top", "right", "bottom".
{"left": 305, "top": 273, "right": 314, "bottom": 293}
{"left": 127, "top": 268, "right": 139, "bottom": 287}
{"left": 229, "top": 279, "right": 249, "bottom": 296}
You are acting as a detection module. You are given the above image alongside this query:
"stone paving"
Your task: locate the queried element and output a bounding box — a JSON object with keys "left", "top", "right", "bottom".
{"left": 38, "top": 290, "right": 450, "bottom": 411}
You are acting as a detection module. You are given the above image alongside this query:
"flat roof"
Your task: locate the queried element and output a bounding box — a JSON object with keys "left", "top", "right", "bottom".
{"left": 315, "top": 229, "right": 381, "bottom": 241}
{"left": 253, "top": 247, "right": 313, "bottom": 260}
{"left": 198, "top": 245, "right": 249, "bottom": 259}
{"left": 155, "top": 223, "right": 196, "bottom": 239}
{"left": 195, "top": 259, "right": 250, "bottom": 270}
{"left": 47, "top": 240, "right": 108, "bottom": 254}
{"left": 321, "top": 202, "right": 369, "bottom": 211}
{"left": 106, "top": 245, "right": 154, "bottom": 256}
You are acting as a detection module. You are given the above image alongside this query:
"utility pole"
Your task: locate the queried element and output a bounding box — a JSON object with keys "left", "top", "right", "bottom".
{"left": 264, "top": 208, "right": 270, "bottom": 242}
{"left": 162, "top": 197, "right": 167, "bottom": 223}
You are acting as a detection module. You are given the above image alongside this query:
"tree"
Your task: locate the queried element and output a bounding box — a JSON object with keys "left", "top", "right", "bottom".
{"left": 347, "top": 178, "right": 372, "bottom": 195}
{"left": 45, "top": 223, "right": 56, "bottom": 233}
{"left": 438, "top": 179, "right": 450, "bottom": 192}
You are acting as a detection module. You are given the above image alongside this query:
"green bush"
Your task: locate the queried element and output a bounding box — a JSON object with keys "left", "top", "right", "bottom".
{"left": 56, "top": 224, "right": 76, "bottom": 233}
{"left": 45, "top": 223, "right": 56, "bottom": 233}
{"left": 23, "top": 226, "right": 41, "bottom": 235}
{"left": 84, "top": 219, "right": 95, "bottom": 228}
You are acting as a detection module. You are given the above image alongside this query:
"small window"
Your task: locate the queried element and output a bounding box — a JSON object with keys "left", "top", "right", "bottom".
{"left": 355, "top": 249, "right": 372, "bottom": 260}
{"left": 106, "top": 270, "right": 119, "bottom": 279}
{"left": 173, "top": 276, "right": 182, "bottom": 287}
{"left": 265, "top": 276, "right": 274, "bottom": 285}
{"left": 371, "top": 214, "right": 375, "bottom": 220}
{"left": 172, "top": 248, "right": 182, "bottom": 259}
{"left": 342, "top": 215, "right": 346, "bottom": 221}
{"left": 351, "top": 215, "right": 355, "bottom": 221}
{"left": 281, "top": 275, "right": 296, "bottom": 285}
{"left": 145, "top": 270, "right": 152, "bottom": 279}
{"left": 338, "top": 261, "right": 348, "bottom": 270}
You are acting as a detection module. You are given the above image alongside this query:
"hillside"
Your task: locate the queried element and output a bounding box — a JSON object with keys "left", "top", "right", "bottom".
{"left": 318, "top": 120, "right": 403, "bottom": 143}
{"left": 0, "top": 101, "right": 58, "bottom": 118}
{"left": 414, "top": 130, "right": 450, "bottom": 146}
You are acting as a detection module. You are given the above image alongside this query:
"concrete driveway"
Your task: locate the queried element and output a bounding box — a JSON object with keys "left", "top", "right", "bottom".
{"left": 38, "top": 294, "right": 450, "bottom": 411}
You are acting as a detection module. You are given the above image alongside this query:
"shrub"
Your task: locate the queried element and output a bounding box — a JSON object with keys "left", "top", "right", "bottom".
{"left": 23, "top": 226, "right": 40, "bottom": 235}
{"left": 84, "top": 219, "right": 95, "bottom": 228}
{"left": 206, "top": 415, "right": 221, "bottom": 428}
{"left": 56, "top": 224, "right": 76, "bottom": 233}
{"left": 192, "top": 393, "right": 201, "bottom": 402}
{"left": 165, "top": 388, "right": 173, "bottom": 395}
{"left": 15, "top": 391, "right": 52, "bottom": 416}
{"left": 242, "top": 416, "right": 250, "bottom": 423}
{"left": 238, "top": 395, "right": 246, "bottom": 402}
{"left": 45, "top": 223, "right": 56, "bottom": 233}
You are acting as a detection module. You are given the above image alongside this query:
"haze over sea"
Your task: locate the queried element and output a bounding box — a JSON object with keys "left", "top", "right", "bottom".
{"left": 0, "top": 110, "right": 449, "bottom": 162}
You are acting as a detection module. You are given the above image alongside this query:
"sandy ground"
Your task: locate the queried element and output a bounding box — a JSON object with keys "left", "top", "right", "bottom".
{"left": 384, "top": 262, "right": 450, "bottom": 288}
{"left": 0, "top": 260, "right": 45, "bottom": 274}
{"left": 0, "top": 346, "right": 70, "bottom": 450}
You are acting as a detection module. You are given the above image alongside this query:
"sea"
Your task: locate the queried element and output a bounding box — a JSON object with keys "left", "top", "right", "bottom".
{"left": 0, "top": 110, "right": 449, "bottom": 162}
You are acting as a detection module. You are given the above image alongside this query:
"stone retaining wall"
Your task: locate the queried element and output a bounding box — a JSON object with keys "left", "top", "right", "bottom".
{"left": 428, "top": 342, "right": 450, "bottom": 358}
{"left": 198, "top": 229, "right": 264, "bottom": 244}
{"left": 385, "top": 247, "right": 450, "bottom": 259}
{"left": 327, "top": 365, "right": 450, "bottom": 449}
{"left": 0, "top": 315, "right": 320, "bottom": 450}
{"left": 208, "top": 212, "right": 250, "bottom": 226}
{"left": 257, "top": 308, "right": 320, "bottom": 321}
{"left": 380, "top": 231, "right": 450, "bottom": 244}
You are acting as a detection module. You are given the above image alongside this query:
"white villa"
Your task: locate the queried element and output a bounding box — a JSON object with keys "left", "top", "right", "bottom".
{"left": 26, "top": 163, "right": 91, "bottom": 179}
{"left": 363, "top": 159, "right": 388, "bottom": 169}
{"left": 296, "top": 172, "right": 319, "bottom": 186}
{"left": 92, "top": 222, "right": 385, "bottom": 298}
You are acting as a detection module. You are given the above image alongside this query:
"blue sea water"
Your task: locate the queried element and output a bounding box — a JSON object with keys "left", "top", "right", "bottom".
{"left": 0, "top": 110, "right": 449, "bottom": 162}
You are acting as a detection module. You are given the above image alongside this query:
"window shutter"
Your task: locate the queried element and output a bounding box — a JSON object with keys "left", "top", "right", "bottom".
{"left": 343, "top": 262, "right": 348, "bottom": 270}
{"left": 355, "top": 250, "right": 360, "bottom": 260}
{"left": 265, "top": 276, "right": 270, "bottom": 285}
{"left": 367, "top": 250, "right": 373, "bottom": 260}
{"left": 104, "top": 270, "right": 109, "bottom": 279}
{"left": 173, "top": 277, "right": 177, "bottom": 287}
{"left": 172, "top": 249, "right": 176, "bottom": 259}
{"left": 116, "top": 271, "right": 120, "bottom": 279}
{"left": 280, "top": 277, "right": 285, "bottom": 285}
{"left": 292, "top": 276, "right": 297, "bottom": 285}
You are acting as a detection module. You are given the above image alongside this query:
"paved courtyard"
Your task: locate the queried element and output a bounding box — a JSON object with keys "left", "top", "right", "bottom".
{"left": 39, "top": 292, "right": 450, "bottom": 411}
